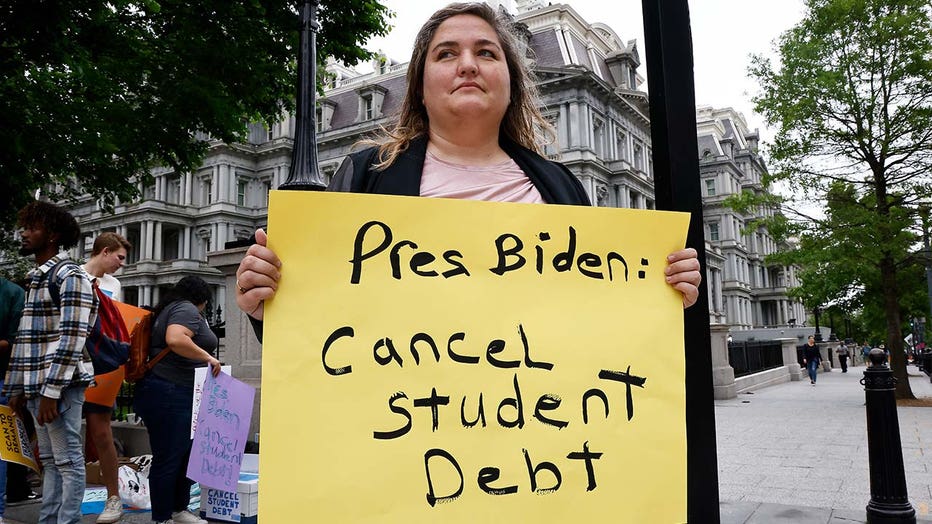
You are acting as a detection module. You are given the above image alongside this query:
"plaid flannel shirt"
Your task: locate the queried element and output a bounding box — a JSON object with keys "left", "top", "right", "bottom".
{"left": 2, "top": 253, "right": 98, "bottom": 399}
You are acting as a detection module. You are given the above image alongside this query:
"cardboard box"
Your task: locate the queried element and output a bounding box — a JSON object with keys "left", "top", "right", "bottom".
{"left": 199, "top": 455, "right": 259, "bottom": 524}
{"left": 86, "top": 461, "right": 104, "bottom": 485}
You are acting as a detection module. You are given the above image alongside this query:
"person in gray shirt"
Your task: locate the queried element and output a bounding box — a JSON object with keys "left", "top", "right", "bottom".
{"left": 836, "top": 341, "right": 850, "bottom": 372}
{"left": 134, "top": 276, "right": 220, "bottom": 524}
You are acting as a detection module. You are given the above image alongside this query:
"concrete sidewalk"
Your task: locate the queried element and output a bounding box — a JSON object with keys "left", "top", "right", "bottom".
{"left": 5, "top": 363, "right": 931, "bottom": 523}
{"left": 717, "top": 363, "right": 932, "bottom": 523}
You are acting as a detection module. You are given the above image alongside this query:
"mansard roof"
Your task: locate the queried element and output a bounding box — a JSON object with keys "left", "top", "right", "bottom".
{"left": 322, "top": 74, "right": 408, "bottom": 130}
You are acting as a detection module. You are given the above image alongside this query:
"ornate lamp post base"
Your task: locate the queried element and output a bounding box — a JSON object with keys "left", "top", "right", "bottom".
{"left": 863, "top": 349, "right": 916, "bottom": 523}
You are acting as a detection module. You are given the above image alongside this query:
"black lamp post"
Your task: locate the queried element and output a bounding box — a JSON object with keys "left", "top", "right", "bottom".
{"left": 813, "top": 306, "right": 823, "bottom": 342}
{"left": 280, "top": 0, "right": 327, "bottom": 191}
{"left": 863, "top": 349, "right": 916, "bottom": 523}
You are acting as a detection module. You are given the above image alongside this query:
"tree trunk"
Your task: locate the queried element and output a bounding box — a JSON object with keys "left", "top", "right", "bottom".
{"left": 880, "top": 256, "right": 915, "bottom": 399}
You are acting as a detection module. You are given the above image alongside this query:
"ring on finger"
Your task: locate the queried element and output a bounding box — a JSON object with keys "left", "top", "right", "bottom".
{"left": 237, "top": 279, "right": 249, "bottom": 294}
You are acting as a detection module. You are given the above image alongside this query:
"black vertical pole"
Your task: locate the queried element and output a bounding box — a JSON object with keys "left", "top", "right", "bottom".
{"left": 280, "top": 0, "right": 327, "bottom": 190}
{"left": 862, "top": 349, "right": 916, "bottom": 523}
{"left": 814, "top": 306, "right": 823, "bottom": 342}
{"left": 640, "top": 1, "right": 720, "bottom": 522}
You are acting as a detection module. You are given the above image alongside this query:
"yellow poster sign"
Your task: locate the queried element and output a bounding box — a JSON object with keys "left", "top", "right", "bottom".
{"left": 262, "top": 191, "right": 689, "bottom": 523}
{"left": 0, "top": 405, "right": 38, "bottom": 471}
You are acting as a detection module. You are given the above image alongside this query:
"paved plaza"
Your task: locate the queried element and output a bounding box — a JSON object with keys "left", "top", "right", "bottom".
{"left": 717, "top": 362, "right": 932, "bottom": 523}
{"left": 5, "top": 363, "right": 932, "bottom": 523}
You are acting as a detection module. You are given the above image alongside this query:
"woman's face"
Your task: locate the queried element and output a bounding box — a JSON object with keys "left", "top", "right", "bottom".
{"left": 421, "top": 14, "right": 511, "bottom": 131}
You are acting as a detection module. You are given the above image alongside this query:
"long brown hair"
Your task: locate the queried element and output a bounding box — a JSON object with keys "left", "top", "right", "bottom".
{"left": 367, "top": 2, "right": 552, "bottom": 169}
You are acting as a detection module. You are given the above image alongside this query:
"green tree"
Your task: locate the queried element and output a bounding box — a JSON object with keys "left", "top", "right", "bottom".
{"left": 749, "top": 0, "right": 932, "bottom": 398}
{"left": 0, "top": 0, "right": 392, "bottom": 227}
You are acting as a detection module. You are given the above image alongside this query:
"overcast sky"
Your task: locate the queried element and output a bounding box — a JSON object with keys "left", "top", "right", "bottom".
{"left": 360, "top": 0, "right": 807, "bottom": 143}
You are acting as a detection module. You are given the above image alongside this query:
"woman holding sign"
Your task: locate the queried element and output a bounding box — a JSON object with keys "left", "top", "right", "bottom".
{"left": 134, "top": 276, "right": 221, "bottom": 524}
{"left": 235, "top": 2, "right": 701, "bottom": 322}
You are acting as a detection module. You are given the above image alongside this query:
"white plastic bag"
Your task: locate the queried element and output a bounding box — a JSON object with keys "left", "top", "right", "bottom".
{"left": 118, "top": 455, "right": 153, "bottom": 510}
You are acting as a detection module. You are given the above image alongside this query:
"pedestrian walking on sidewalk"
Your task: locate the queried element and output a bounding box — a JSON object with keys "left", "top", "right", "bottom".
{"left": 835, "top": 342, "right": 850, "bottom": 372}
{"left": 802, "top": 335, "right": 821, "bottom": 384}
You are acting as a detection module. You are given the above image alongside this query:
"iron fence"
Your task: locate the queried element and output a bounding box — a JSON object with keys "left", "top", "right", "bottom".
{"left": 728, "top": 340, "right": 784, "bottom": 378}
{"left": 113, "top": 381, "right": 135, "bottom": 422}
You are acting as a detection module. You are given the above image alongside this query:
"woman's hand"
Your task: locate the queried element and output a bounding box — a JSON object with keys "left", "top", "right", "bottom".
{"left": 207, "top": 356, "right": 222, "bottom": 377}
{"left": 666, "top": 248, "right": 701, "bottom": 309}
{"left": 235, "top": 229, "right": 282, "bottom": 321}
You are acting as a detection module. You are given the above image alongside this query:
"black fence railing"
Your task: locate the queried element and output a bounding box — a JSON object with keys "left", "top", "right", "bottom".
{"left": 114, "top": 381, "right": 135, "bottom": 422}
{"left": 728, "top": 340, "right": 784, "bottom": 378}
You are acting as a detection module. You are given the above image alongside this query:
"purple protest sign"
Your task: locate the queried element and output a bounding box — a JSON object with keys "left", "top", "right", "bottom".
{"left": 186, "top": 370, "right": 256, "bottom": 491}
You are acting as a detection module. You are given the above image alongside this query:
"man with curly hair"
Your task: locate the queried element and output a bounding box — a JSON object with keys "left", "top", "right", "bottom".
{"left": 3, "top": 201, "right": 98, "bottom": 524}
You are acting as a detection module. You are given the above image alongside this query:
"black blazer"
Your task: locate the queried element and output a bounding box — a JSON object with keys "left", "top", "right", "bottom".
{"left": 327, "top": 135, "right": 592, "bottom": 206}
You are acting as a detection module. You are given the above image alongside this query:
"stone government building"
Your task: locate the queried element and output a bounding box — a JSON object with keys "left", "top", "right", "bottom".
{"left": 64, "top": 2, "right": 804, "bottom": 428}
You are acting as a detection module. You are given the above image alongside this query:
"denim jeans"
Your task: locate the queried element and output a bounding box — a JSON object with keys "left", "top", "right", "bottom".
{"left": 27, "top": 386, "right": 86, "bottom": 524}
{"left": 807, "top": 359, "right": 820, "bottom": 383}
{"left": 134, "top": 374, "right": 195, "bottom": 522}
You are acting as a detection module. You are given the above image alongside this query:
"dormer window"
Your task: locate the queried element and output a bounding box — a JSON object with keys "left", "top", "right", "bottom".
{"left": 363, "top": 95, "right": 373, "bottom": 120}
{"left": 318, "top": 99, "right": 336, "bottom": 132}
{"left": 356, "top": 85, "right": 387, "bottom": 122}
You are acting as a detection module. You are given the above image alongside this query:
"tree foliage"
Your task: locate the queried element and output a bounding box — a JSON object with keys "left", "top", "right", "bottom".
{"left": 0, "top": 0, "right": 393, "bottom": 227}
{"left": 749, "top": 0, "right": 932, "bottom": 398}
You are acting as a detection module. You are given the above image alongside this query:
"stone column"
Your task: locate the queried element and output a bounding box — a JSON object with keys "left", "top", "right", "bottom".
{"left": 219, "top": 165, "right": 230, "bottom": 203}
{"left": 142, "top": 221, "right": 152, "bottom": 260}
{"left": 212, "top": 167, "right": 221, "bottom": 203}
{"left": 153, "top": 222, "right": 163, "bottom": 261}
{"left": 179, "top": 173, "right": 187, "bottom": 206}
{"left": 208, "top": 247, "right": 262, "bottom": 439}
{"left": 183, "top": 227, "right": 192, "bottom": 259}
{"left": 185, "top": 172, "right": 194, "bottom": 206}
{"left": 820, "top": 341, "right": 837, "bottom": 372}
{"left": 567, "top": 102, "right": 580, "bottom": 148}
{"left": 218, "top": 222, "right": 229, "bottom": 248}
{"left": 709, "top": 324, "right": 736, "bottom": 399}
{"left": 775, "top": 337, "right": 802, "bottom": 381}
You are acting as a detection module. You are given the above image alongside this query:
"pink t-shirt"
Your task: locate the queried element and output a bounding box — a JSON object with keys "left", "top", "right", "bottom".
{"left": 419, "top": 152, "right": 545, "bottom": 204}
